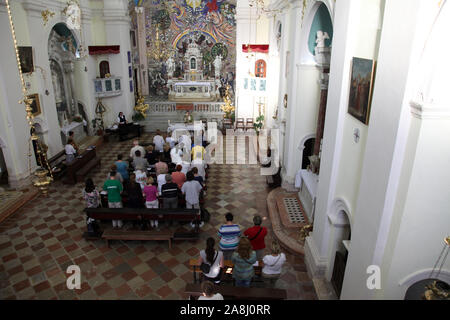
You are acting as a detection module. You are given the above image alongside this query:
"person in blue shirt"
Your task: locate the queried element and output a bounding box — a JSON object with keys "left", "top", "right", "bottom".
{"left": 115, "top": 154, "right": 129, "bottom": 181}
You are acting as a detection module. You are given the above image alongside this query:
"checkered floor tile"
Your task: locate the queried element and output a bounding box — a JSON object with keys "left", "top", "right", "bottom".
{"left": 0, "top": 132, "right": 316, "bottom": 300}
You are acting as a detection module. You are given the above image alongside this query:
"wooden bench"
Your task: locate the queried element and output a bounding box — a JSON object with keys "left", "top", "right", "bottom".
{"left": 63, "top": 148, "right": 97, "bottom": 185}
{"left": 84, "top": 207, "right": 201, "bottom": 240}
{"left": 102, "top": 229, "right": 172, "bottom": 248}
{"left": 189, "top": 258, "right": 263, "bottom": 284}
{"left": 48, "top": 150, "right": 67, "bottom": 180}
{"left": 185, "top": 283, "right": 287, "bottom": 300}
{"left": 76, "top": 156, "right": 101, "bottom": 182}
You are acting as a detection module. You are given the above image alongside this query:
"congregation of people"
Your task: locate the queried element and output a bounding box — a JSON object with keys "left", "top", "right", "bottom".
{"left": 81, "top": 129, "right": 286, "bottom": 297}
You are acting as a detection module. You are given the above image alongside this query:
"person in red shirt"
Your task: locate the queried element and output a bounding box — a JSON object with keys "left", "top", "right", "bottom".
{"left": 244, "top": 215, "right": 268, "bottom": 261}
{"left": 171, "top": 164, "right": 186, "bottom": 189}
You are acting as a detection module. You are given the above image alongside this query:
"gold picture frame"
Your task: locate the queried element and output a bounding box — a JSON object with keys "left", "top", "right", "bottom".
{"left": 348, "top": 57, "right": 376, "bottom": 125}
{"left": 18, "top": 46, "right": 34, "bottom": 74}
{"left": 27, "top": 93, "right": 41, "bottom": 116}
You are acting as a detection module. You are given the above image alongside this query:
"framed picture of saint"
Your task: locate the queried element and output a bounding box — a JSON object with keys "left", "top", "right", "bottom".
{"left": 348, "top": 57, "right": 376, "bottom": 125}
{"left": 18, "top": 46, "right": 34, "bottom": 74}
{"left": 27, "top": 93, "right": 41, "bottom": 116}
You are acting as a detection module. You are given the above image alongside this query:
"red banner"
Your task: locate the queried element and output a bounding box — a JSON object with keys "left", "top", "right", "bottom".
{"left": 176, "top": 104, "right": 194, "bottom": 111}
{"left": 88, "top": 45, "right": 120, "bottom": 55}
{"left": 242, "top": 44, "right": 269, "bottom": 53}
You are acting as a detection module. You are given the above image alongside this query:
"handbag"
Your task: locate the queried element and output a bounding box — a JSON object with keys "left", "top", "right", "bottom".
{"left": 248, "top": 227, "right": 263, "bottom": 241}
{"left": 200, "top": 251, "right": 218, "bottom": 274}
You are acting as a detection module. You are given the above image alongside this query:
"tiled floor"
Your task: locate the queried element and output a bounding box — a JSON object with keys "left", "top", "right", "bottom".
{"left": 0, "top": 133, "right": 317, "bottom": 300}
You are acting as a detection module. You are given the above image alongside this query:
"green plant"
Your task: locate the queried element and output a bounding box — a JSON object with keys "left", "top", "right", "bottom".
{"left": 253, "top": 114, "right": 264, "bottom": 133}
{"left": 132, "top": 112, "right": 145, "bottom": 122}
{"left": 73, "top": 116, "right": 82, "bottom": 122}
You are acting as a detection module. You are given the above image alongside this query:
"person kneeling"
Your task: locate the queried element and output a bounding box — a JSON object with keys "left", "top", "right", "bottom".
{"left": 198, "top": 281, "right": 223, "bottom": 300}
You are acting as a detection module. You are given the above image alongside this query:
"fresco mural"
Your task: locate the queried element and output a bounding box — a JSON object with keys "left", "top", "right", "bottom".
{"left": 130, "top": 0, "right": 236, "bottom": 99}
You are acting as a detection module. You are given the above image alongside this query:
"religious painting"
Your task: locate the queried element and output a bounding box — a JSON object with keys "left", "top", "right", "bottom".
{"left": 243, "top": 78, "right": 248, "bottom": 90}
{"left": 131, "top": 0, "right": 237, "bottom": 98}
{"left": 259, "top": 79, "right": 266, "bottom": 92}
{"left": 348, "top": 57, "right": 375, "bottom": 125}
{"left": 27, "top": 94, "right": 41, "bottom": 116}
{"left": 115, "top": 79, "right": 121, "bottom": 91}
{"left": 18, "top": 46, "right": 34, "bottom": 74}
{"left": 250, "top": 79, "right": 256, "bottom": 91}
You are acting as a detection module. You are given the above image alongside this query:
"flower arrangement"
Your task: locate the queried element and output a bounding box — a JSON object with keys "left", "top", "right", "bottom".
{"left": 221, "top": 85, "right": 235, "bottom": 120}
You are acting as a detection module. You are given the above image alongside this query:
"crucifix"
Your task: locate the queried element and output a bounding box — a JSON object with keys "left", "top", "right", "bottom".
{"left": 353, "top": 128, "right": 360, "bottom": 143}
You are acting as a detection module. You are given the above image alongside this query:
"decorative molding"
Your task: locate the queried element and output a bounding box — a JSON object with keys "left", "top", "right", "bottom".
{"left": 304, "top": 235, "right": 328, "bottom": 278}
{"left": 398, "top": 268, "right": 450, "bottom": 288}
{"left": 328, "top": 197, "right": 352, "bottom": 228}
{"left": 298, "top": 133, "right": 315, "bottom": 151}
{"left": 410, "top": 100, "right": 450, "bottom": 120}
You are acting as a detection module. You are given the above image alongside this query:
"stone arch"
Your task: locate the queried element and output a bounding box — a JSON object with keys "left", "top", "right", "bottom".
{"left": 299, "top": 1, "right": 334, "bottom": 65}
{"left": 399, "top": 269, "right": 450, "bottom": 290}
{"left": 298, "top": 133, "right": 316, "bottom": 170}
{"left": 326, "top": 198, "right": 352, "bottom": 297}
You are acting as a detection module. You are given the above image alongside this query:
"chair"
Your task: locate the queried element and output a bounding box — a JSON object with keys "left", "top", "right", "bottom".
{"left": 235, "top": 118, "right": 245, "bottom": 130}
{"left": 245, "top": 118, "right": 254, "bottom": 131}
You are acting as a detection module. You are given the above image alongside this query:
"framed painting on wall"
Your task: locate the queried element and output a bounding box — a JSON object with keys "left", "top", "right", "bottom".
{"left": 27, "top": 93, "right": 41, "bottom": 116}
{"left": 18, "top": 46, "right": 34, "bottom": 74}
{"left": 348, "top": 57, "right": 376, "bottom": 125}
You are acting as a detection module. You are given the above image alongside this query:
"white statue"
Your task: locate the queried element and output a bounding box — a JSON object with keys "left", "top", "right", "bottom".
{"left": 315, "top": 30, "right": 330, "bottom": 49}
{"left": 214, "top": 54, "right": 222, "bottom": 78}
{"left": 65, "top": 2, "right": 81, "bottom": 30}
{"left": 166, "top": 56, "right": 175, "bottom": 77}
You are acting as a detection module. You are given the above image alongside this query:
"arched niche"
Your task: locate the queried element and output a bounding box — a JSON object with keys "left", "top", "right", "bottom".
{"left": 298, "top": 133, "right": 316, "bottom": 170}
{"left": 404, "top": 278, "right": 450, "bottom": 300}
{"left": 299, "top": 2, "right": 334, "bottom": 65}
{"left": 327, "top": 198, "right": 352, "bottom": 297}
{"left": 99, "top": 60, "right": 110, "bottom": 78}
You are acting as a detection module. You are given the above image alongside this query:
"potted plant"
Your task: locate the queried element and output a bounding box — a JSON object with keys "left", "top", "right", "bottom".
{"left": 253, "top": 114, "right": 264, "bottom": 134}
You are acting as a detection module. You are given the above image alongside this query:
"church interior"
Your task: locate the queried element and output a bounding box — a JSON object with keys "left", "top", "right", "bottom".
{"left": 0, "top": 0, "right": 449, "bottom": 301}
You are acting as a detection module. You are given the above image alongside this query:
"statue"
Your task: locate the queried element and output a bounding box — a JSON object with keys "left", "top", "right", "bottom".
{"left": 315, "top": 30, "right": 330, "bottom": 49}
{"left": 166, "top": 56, "right": 175, "bottom": 78}
{"left": 183, "top": 111, "right": 193, "bottom": 124}
{"left": 214, "top": 54, "right": 222, "bottom": 78}
{"left": 134, "top": 94, "right": 149, "bottom": 118}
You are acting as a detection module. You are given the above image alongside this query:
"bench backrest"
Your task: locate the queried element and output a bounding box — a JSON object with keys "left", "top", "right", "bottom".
{"left": 185, "top": 283, "right": 287, "bottom": 300}
{"left": 84, "top": 207, "right": 200, "bottom": 221}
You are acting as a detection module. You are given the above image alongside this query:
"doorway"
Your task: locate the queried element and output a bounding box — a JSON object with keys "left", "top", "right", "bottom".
{"left": 302, "top": 138, "right": 315, "bottom": 169}
{"left": 330, "top": 210, "right": 351, "bottom": 298}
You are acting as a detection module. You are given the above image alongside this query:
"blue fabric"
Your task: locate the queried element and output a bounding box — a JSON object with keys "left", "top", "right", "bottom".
{"left": 115, "top": 161, "right": 129, "bottom": 180}
{"left": 235, "top": 279, "right": 251, "bottom": 287}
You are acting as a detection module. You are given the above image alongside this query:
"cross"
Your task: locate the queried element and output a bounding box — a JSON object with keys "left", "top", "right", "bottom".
{"left": 353, "top": 128, "right": 360, "bottom": 143}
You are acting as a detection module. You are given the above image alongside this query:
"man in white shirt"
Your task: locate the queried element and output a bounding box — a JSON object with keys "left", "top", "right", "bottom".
{"left": 166, "top": 135, "right": 176, "bottom": 148}
{"left": 153, "top": 129, "right": 165, "bottom": 152}
{"left": 181, "top": 171, "right": 203, "bottom": 209}
{"left": 65, "top": 141, "right": 77, "bottom": 163}
{"left": 130, "top": 140, "right": 145, "bottom": 160}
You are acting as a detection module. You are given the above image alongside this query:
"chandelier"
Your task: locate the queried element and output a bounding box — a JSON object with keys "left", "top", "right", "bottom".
{"left": 5, "top": 0, "right": 53, "bottom": 195}
{"left": 423, "top": 236, "right": 450, "bottom": 300}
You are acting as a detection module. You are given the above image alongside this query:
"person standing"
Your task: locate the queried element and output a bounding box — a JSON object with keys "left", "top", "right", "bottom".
{"left": 155, "top": 155, "right": 168, "bottom": 175}
{"left": 130, "top": 140, "right": 145, "bottom": 160}
{"left": 105, "top": 164, "right": 123, "bottom": 183}
{"left": 244, "top": 215, "right": 268, "bottom": 261}
{"left": 231, "top": 237, "right": 257, "bottom": 287}
{"left": 115, "top": 154, "right": 129, "bottom": 181}
{"left": 82, "top": 178, "right": 100, "bottom": 208}
{"left": 181, "top": 171, "right": 202, "bottom": 209}
{"left": 218, "top": 213, "right": 241, "bottom": 260}
{"left": 198, "top": 237, "right": 224, "bottom": 284}
{"left": 171, "top": 164, "right": 186, "bottom": 189}
{"left": 103, "top": 171, "right": 123, "bottom": 229}
{"left": 132, "top": 150, "right": 149, "bottom": 170}
{"left": 145, "top": 145, "right": 157, "bottom": 166}
{"left": 161, "top": 174, "right": 179, "bottom": 209}
{"left": 261, "top": 240, "right": 286, "bottom": 288}
{"left": 134, "top": 165, "right": 148, "bottom": 190}
{"left": 153, "top": 129, "right": 165, "bottom": 152}
{"left": 143, "top": 177, "right": 159, "bottom": 228}
{"left": 123, "top": 173, "right": 144, "bottom": 209}
{"left": 65, "top": 138, "right": 77, "bottom": 163}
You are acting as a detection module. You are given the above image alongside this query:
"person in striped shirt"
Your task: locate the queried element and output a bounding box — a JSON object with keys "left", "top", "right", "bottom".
{"left": 218, "top": 212, "right": 241, "bottom": 260}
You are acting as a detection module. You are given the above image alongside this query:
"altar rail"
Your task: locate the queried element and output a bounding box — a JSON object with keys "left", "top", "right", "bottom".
{"left": 147, "top": 101, "right": 225, "bottom": 113}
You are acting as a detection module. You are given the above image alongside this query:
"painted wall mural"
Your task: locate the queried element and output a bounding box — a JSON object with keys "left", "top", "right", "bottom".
{"left": 130, "top": 0, "right": 236, "bottom": 98}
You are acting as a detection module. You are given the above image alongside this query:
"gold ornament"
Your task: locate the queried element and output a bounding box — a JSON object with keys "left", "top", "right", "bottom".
{"left": 134, "top": 94, "right": 149, "bottom": 118}
{"left": 41, "top": 10, "right": 55, "bottom": 26}
{"left": 221, "top": 85, "right": 235, "bottom": 119}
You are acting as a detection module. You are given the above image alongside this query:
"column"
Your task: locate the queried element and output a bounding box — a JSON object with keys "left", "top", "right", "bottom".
{"left": 63, "top": 60, "right": 76, "bottom": 118}
{"left": 313, "top": 68, "right": 329, "bottom": 157}
{"left": 135, "top": 6, "right": 149, "bottom": 95}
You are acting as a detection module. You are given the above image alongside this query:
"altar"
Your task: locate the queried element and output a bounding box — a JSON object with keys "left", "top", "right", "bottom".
{"left": 166, "top": 35, "right": 221, "bottom": 102}
{"left": 295, "top": 169, "right": 319, "bottom": 221}
{"left": 61, "top": 121, "right": 86, "bottom": 145}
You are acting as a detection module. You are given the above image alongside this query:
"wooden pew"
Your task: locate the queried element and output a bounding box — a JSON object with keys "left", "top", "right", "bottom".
{"left": 62, "top": 148, "right": 97, "bottom": 185}
{"left": 75, "top": 156, "right": 101, "bottom": 182}
{"left": 102, "top": 229, "right": 172, "bottom": 248}
{"left": 48, "top": 150, "right": 67, "bottom": 180}
{"left": 189, "top": 258, "right": 262, "bottom": 284}
{"left": 185, "top": 283, "right": 287, "bottom": 300}
{"left": 84, "top": 207, "right": 201, "bottom": 240}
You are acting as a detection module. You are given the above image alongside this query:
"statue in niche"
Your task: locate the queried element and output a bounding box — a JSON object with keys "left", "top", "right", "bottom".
{"left": 166, "top": 56, "right": 175, "bottom": 78}
{"left": 315, "top": 30, "right": 330, "bottom": 49}
{"left": 214, "top": 54, "right": 222, "bottom": 78}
